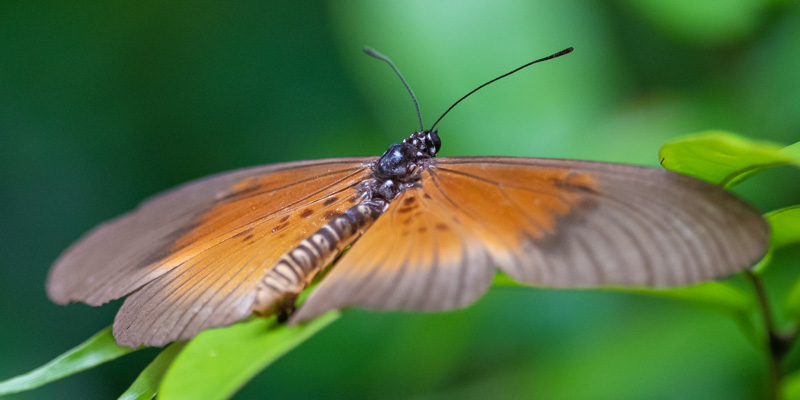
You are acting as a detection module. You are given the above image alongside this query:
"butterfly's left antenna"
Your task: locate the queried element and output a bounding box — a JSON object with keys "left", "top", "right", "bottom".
{"left": 364, "top": 47, "right": 424, "bottom": 132}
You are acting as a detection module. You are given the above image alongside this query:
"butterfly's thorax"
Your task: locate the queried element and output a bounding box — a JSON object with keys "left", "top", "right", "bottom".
{"left": 252, "top": 129, "right": 440, "bottom": 319}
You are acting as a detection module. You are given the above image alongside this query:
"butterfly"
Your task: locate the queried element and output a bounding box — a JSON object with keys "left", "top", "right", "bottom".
{"left": 46, "top": 47, "right": 769, "bottom": 348}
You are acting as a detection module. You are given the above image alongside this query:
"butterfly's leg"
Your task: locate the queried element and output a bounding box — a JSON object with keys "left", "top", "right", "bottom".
{"left": 276, "top": 295, "right": 298, "bottom": 323}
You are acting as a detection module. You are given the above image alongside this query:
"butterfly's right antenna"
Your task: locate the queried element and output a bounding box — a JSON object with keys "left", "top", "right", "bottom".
{"left": 430, "top": 47, "right": 574, "bottom": 131}
{"left": 364, "top": 47, "right": 424, "bottom": 132}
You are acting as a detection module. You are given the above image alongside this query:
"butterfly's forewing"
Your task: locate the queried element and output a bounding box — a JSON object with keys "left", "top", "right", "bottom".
{"left": 430, "top": 157, "right": 767, "bottom": 286}
{"left": 47, "top": 158, "right": 375, "bottom": 347}
{"left": 292, "top": 156, "right": 768, "bottom": 321}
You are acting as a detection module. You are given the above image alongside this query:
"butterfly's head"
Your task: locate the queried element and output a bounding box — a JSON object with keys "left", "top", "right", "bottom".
{"left": 402, "top": 129, "right": 440, "bottom": 157}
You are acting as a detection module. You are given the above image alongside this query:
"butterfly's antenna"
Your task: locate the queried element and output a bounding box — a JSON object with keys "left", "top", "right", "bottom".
{"left": 430, "top": 47, "right": 574, "bottom": 131}
{"left": 364, "top": 47, "right": 424, "bottom": 132}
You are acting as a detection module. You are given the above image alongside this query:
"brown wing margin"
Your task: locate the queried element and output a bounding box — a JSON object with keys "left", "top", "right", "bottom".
{"left": 292, "top": 156, "right": 768, "bottom": 322}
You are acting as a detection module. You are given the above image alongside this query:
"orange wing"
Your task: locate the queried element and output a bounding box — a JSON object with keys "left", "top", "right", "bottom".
{"left": 292, "top": 156, "right": 768, "bottom": 322}
{"left": 47, "top": 158, "right": 375, "bottom": 347}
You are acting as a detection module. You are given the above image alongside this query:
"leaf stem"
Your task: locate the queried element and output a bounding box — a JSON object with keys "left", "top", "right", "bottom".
{"left": 745, "top": 270, "right": 791, "bottom": 400}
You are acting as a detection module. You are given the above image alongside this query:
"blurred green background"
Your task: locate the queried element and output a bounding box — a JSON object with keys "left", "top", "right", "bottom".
{"left": 2, "top": 1, "right": 799, "bottom": 399}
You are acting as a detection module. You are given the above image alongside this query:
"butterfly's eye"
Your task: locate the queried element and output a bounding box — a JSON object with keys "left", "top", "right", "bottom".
{"left": 425, "top": 131, "right": 441, "bottom": 156}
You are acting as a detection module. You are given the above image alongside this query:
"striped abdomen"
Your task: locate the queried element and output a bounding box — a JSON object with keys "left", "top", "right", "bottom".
{"left": 252, "top": 200, "right": 385, "bottom": 318}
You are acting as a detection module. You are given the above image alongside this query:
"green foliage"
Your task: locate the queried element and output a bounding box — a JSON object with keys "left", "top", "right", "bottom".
{"left": 613, "top": 282, "right": 763, "bottom": 346}
{"left": 783, "top": 370, "right": 800, "bottom": 400}
{"left": 3, "top": 2, "right": 800, "bottom": 398}
{"left": 496, "top": 272, "right": 763, "bottom": 347}
{"left": 773, "top": 206, "right": 800, "bottom": 321}
{"left": 159, "top": 313, "right": 339, "bottom": 400}
{"left": 768, "top": 206, "right": 800, "bottom": 250}
{"left": 621, "top": 0, "right": 765, "bottom": 46}
{"left": 118, "top": 343, "right": 185, "bottom": 400}
{"left": 0, "top": 315, "right": 338, "bottom": 399}
{"left": 659, "top": 131, "right": 800, "bottom": 188}
{"left": 660, "top": 132, "right": 799, "bottom": 398}
{"left": 0, "top": 327, "right": 137, "bottom": 396}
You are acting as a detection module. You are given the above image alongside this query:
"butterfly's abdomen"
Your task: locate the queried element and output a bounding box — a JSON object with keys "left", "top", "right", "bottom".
{"left": 253, "top": 199, "right": 385, "bottom": 317}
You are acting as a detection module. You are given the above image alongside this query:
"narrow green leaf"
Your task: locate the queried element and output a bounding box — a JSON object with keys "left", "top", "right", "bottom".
{"left": 784, "top": 141, "right": 800, "bottom": 160}
{"left": 160, "top": 312, "right": 339, "bottom": 400}
{"left": 658, "top": 131, "right": 799, "bottom": 187}
{"left": 767, "top": 205, "right": 800, "bottom": 250}
{"left": 0, "top": 326, "right": 137, "bottom": 396}
{"left": 117, "top": 342, "right": 185, "bottom": 400}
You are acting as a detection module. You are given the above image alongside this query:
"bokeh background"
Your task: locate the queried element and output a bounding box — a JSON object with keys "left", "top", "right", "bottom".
{"left": 2, "top": 1, "right": 799, "bottom": 399}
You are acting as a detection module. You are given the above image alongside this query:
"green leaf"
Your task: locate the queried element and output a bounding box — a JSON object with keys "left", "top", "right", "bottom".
{"left": 648, "top": 281, "right": 763, "bottom": 349}
{"left": 782, "top": 370, "right": 800, "bottom": 400}
{"left": 495, "top": 273, "right": 753, "bottom": 315}
{"left": 600, "top": 282, "right": 762, "bottom": 348}
{"left": 784, "top": 281, "right": 800, "bottom": 321}
{"left": 759, "top": 205, "right": 800, "bottom": 276}
{"left": 778, "top": 206, "right": 800, "bottom": 318}
{"left": 749, "top": 249, "right": 773, "bottom": 274}
{"left": 0, "top": 326, "right": 138, "bottom": 396}
{"left": 767, "top": 205, "right": 800, "bottom": 250}
{"left": 159, "top": 312, "right": 339, "bottom": 400}
{"left": 610, "top": 281, "right": 754, "bottom": 313}
{"left": 118, "top": 342, "right": 185, "bottom": 400}
{"left": 784, "top": 141, "right": 800, "bottom": 160}
{"left": 494, "top": 274, "right": 761, "bottom": 346}
{"left": 491, "top": 271, "right": 519, "bottom": 287}
{"left": 658, "top": 131, "right": 799, "bottom": 188}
